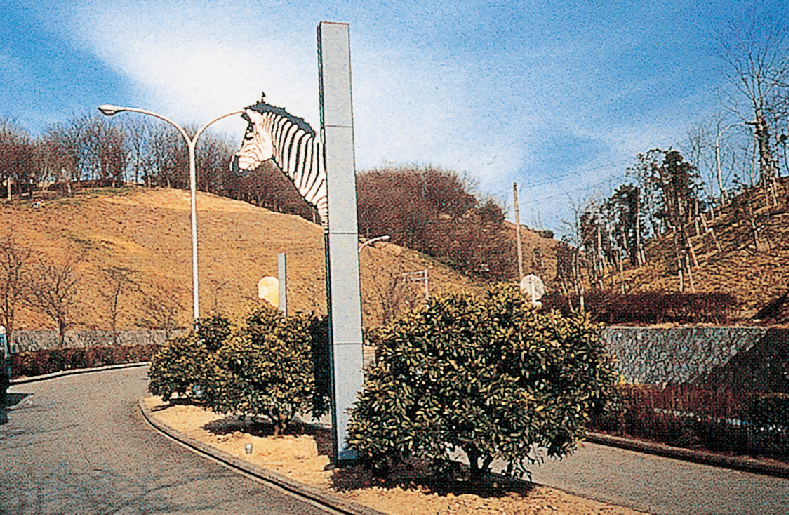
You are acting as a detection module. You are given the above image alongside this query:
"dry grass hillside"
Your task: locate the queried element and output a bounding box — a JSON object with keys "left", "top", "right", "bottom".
{"left": 1, "top": 188, "right": 484, "bottom": 332}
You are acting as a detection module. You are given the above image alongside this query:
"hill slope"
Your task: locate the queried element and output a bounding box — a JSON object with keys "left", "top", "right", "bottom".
{"left": 1, "top": 188, "right": 483, "bottom": 332}
{"left": 603, "top": 181, "right": 789, "bottom": 322}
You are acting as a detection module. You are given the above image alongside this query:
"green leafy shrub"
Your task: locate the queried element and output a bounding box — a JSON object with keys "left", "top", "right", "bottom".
{"left": 148, "top": 333, "right": 210, "bottom": 402}
{"left": 196, "top": 313, "right": 232, "bottom": 352}
{"left": 202, "top": 305, "right": 329, "bottom": 435}
{"left": 308, "top": 315, "right": 332, "bottom": 421}
{"left": 347, "top": 284, "right": 617, "bottom": 479}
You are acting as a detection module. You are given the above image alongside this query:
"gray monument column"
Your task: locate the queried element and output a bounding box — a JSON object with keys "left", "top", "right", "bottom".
{"left": 318, "top": 21, "right": 364, "bottom": 464}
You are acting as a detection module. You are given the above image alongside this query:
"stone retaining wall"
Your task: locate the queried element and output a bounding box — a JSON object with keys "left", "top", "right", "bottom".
{"left": 10, "top": 326, "right": 789, "bottom": 392}
{"left": 9, "top": 330, "right": 175, "bottom": 352}
{"left": 603, "top": 326, "right": 789, "bottom": 392}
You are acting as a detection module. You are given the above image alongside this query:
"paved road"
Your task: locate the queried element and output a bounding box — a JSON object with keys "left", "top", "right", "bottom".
{"left": 3, "top": 367, "right": 789, "bottom": 515}
{"left": 512, "top": 436, "right": 789, "bottom": 515}
{"left": 0, "top": 366, "right": 336, "bottom": 515}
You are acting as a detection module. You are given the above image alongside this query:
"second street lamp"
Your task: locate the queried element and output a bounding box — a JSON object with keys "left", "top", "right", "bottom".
{"left": 98, "top": 104, "right": 243, "bottom": 322}
{"left": 358, "top": 234, "right": 390, "bottom": 253}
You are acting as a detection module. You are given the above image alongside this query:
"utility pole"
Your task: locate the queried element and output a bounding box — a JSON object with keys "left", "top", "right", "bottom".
{"left": 513, "top": 182, "right": 523, "bottom": 281}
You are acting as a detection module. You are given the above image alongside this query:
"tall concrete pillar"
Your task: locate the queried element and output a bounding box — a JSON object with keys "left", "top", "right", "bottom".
{"left": 318, "top": 21, "right": 364, "bottom": 464}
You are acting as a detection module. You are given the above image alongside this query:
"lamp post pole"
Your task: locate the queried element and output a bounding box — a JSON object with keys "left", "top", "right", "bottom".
{"left": 98, "top": 104, "right": 243, "bottom": 322}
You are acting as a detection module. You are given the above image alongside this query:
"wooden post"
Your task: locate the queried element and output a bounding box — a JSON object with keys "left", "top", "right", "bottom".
{"left": 513, "top": 182, "right": 523, "bottom": 281}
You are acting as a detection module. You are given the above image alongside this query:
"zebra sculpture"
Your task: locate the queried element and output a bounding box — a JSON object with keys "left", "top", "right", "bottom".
{"left": 233, "top": 100, "right": 328, "bottom": 227}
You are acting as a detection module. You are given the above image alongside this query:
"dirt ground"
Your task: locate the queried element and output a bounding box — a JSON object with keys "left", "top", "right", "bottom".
{"left": 144, "top": 397, "right": 648, "bottom": 515}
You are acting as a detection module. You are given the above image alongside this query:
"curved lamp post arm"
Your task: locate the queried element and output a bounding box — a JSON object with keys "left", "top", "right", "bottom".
{"left": 98, "top": 104, "right": 244, "bottom": 323}
{"left": 193, "top": 110, "right": 244, "bottom": 143}
{"left": 99, "top": 105, "right": 192, "bottom": 142}
{"left": 358, "top": 235, "right": 390, "bottom": 253}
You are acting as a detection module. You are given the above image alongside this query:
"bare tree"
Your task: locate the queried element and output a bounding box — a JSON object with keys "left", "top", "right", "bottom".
{"left": 120, "top": 117, "right": 154, "bottom": 187}
{"left": 97, "top": 119, "right": 128, "bottom": 187}
{"left": 719, "top": 21, "right": 789, "bottom": 191}
{"left": 28, "top": 253, "right": 82, "bottom": 346}
{"left": 0, "top": 236, "right": 33, "bottom": 336}
{"left": 100, "top": 267, "right": 139, "bottom": 344}
{"left": 38, "top": 121, "right": 82, "bottom": 191}
{"left": 207, "top": 277, "right": 230, "bottom": 315}
{"left": 136, "top": 281, "right": 186, "bottom": 339}
{"left": 73, "top": 114, "right": 128, "bottom": 186}
{"left": 578, "top": 200, "right": 607, "bottom": 290}
{"left": 557, "top": 197, "right": 589, "bottom": 310}
{"left": 357, "top": 165, "right": 516, "bottom": 280}
{"left": 196, "top": 132, "right": 235, "bottom": 195}
{"left": 148, "top": 123, "right": 188, "bottom": 189}
{"left": 0, "top": 119, "right": 36, "bottom": 199}
{"left": 362, "top": 260, "right": 423, "bottom": 327}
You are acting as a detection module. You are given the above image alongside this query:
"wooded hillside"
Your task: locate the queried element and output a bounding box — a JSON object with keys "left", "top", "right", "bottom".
{"left": 561, "top": 178, "right": 789, "bottom": 324}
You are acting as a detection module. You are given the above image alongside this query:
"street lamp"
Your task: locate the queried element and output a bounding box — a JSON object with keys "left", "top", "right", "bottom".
{"left": 98, "top": 104, "right": 243, "bottom": 322}
{"left": 358, "top": 234, "right": 390, "bottom": 253}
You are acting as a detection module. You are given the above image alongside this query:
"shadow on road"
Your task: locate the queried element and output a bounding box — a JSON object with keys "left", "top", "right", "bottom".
{"left": 1, "top": 393, "right": 32, "bottom": 425}
{"left": 5, "top": 392, "right": 31, "bottom": 408}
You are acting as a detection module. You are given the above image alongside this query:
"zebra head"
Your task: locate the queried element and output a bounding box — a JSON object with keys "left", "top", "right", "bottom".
{"left": 231, "top": 101, "right": 328, "bottom": 227}
{"left": 234, "top": 109, "right": 274, "bottom": 173}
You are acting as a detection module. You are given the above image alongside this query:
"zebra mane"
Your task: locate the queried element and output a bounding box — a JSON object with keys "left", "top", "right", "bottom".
{"left": 245, "top": 101, "right": 317, "bottom": 136}
{"left": 238, "top": 99, "right": 329, "bottom": 229}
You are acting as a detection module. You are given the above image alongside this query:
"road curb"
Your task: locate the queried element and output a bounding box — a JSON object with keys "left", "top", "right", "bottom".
{"left": 585, "top": 431, "right": 789, "bottom": 478}
{"left": 9, "top": 362, "right": 151, "bottom": 385}
{"left": 138, "top": 398, "right": 386, "bottom": 515}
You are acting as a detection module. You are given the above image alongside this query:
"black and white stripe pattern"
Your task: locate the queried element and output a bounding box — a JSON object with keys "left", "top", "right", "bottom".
{"left": 234, "top": 102, "right": 328, "bottom": 226}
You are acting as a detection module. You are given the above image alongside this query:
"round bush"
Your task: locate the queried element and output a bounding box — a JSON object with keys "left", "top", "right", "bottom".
{"left": 202, "top": 305, "right": 329, "bottom": 434}
{"left": 148, "top": 333, "right": 210, "bottom": 402}
{"left": 348, "top": 284, "right": 617, "bottom": 479}
{"left": 195, "top": 313, "right": 232, "bottom": 352}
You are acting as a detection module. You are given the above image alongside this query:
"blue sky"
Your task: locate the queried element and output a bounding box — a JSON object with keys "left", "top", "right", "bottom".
{"left": 1, "top": 0, "right": 785, "bottom": 232}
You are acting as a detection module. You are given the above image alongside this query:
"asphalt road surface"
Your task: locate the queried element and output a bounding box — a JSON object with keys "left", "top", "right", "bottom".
{"left": 4, "top": 366, "right": 789, "bottom": 515}
{"left": 522, "top": 441, "right": 789, "bottom": 515}
{"left": 0, "top": 366, "right": 337, "bottom": 515}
